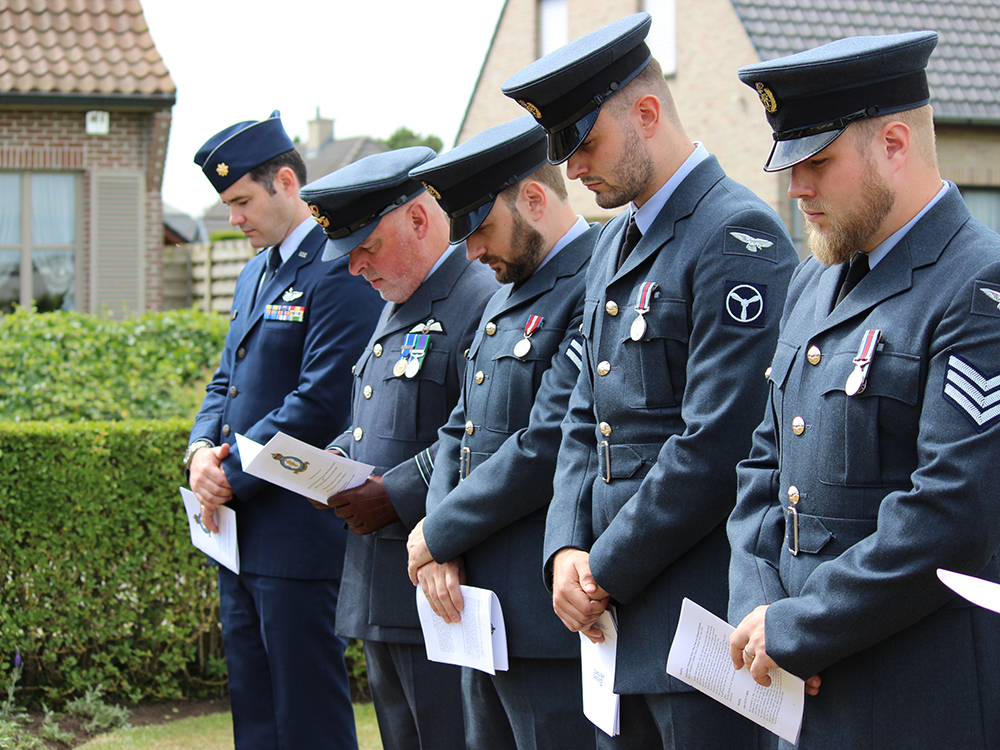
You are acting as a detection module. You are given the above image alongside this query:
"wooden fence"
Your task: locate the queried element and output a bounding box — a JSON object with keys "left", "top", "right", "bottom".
{"left": 162, "top": 239, "right": 256, "bottom": 314}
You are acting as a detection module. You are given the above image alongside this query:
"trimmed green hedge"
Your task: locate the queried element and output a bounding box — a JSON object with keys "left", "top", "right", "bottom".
{"left": 0, "top": 419, "right": 225, "bottom": 704}
{"left": 0, "top": 307, "right": 228, "bottom": 422}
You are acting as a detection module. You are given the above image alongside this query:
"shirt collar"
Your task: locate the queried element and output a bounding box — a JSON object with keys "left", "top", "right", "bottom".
{"left": 868, "top": 181, "right": 949, "bottom": 268}
{"left": 536, "top": 215, "right": 589, "bottom": 273}
{"left": 631, "top": 142, "right": 710, "bottom": 235}
{"left": 276, "top": 217, "right": 315, "bottom": 263}
{"left": 424, "top": 243, "right": 455, "bottom": 282}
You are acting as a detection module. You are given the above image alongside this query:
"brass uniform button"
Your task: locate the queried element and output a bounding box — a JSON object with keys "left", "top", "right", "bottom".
{"left": 792, "top": 416, "right": 805, "bottom": 436}
{"left": 222, "top": 424, "right": 231, "bottom": 436}
{"left": 605, "top": 300, "right": 619, "bottom": 316}
{"left": 237, "top": 347, "right": 246, "bottom": 359}
{"left": 597, "top": 361, "right": 611, "bottom": 376}
{"left": 464, "top": 348, "right": 470, "bottom": 359}
{"left": 807, "top": 345, "right": 822, "bottom": 366}
{"left": 764, "top": 366, "right": 773, "bottom": 380}
{"left": 465, "top": 420, "right": 475, "bottom": 435}
{"left": 599, "top": 421, "right": 612, "bottom": 437}
{"left": 363, "top": 385, "right": 373, "bottom": 399}
{"left": 475, "top": 371, "right": 485, "bottom": 384}
{"left": 373, "top": 343, "right": 383, "bottom": 357}
{"left": 788, "top": 485, "right": 800, "bottom": 504}
{"left": 351, "top": 365, "right": 356, "bottom": 374}
{"left": 229, "top": 386, "right": 238, "bottom": 397}
{"left": 353, "top": 427, "right": 364, "bottom": 441}
{"left": 486, "top": 322, "right": 497, "bottom": 335}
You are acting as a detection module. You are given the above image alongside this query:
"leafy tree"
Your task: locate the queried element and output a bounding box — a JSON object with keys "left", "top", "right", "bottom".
{"left": 382, "top": 126, "right": 443, "bottom": 153}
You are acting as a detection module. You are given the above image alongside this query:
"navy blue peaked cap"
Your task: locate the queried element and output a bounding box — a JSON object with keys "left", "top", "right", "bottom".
{"left": 739, "top": 31, "right": 938, "bottom": 171}
{"left": 409, "top": 116, "right": 548, "bottom": 243}
{"left": 501, "top": 13, "right": 653, "bottom": 164}
{"left": 194, "top": 110, "right": 295, "bottom": 193}
{"left": 299, "top": 146, "right": 435, "bottom": 261}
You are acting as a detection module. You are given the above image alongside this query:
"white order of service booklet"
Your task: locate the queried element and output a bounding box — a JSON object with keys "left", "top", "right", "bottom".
{"left": 180, "top": 487, "right": 239, "bottom": 574}
{"left": 579, "top": 607, "right": 620, "bottom": 736}
{"left": 416, "top": 585, "right": 508, "bottom": 675}
{"left": 235, "top": 431, "right": 372, "bottom": 504}
{"left": 937, "top": 568, "right": 1000, "bottom": 613}
{"left": 666, "top": 598, "right": 804, "bottom": 745}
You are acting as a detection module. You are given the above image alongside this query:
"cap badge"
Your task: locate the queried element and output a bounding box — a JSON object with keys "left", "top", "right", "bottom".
{"left": 517, "top": 100, "right": 542, "bottom": 119}
{"left": 424, "top": 183, "right": 442, "bottom": 200}
{"left": 216, "top": 163, "right": 229, "bottom": 177}
{"left": 755, "top": 83, "right": 778, "bottom": 114}
{"left": 309, "top": 205, "right": 330, "bottom": 228}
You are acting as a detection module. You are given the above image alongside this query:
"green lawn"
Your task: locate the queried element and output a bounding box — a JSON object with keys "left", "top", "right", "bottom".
{"left": 77, "top": 702, "right": 382, "bottom": 750}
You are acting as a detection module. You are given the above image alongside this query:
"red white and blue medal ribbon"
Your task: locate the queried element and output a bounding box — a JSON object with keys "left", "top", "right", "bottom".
{"left": 631, "top": 281, "right": 659, "bottom": 341}
{"left": 514, "top": 314, "right": 543, "bottom": 358}
{"left": 845, "top": 328, "right": 881, "bottom": 396}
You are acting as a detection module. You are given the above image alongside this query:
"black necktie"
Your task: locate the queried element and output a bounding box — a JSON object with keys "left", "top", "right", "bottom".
{"left": 617, "top": 214, "right": 642, "bottom": 270}
{"left": 255, "top": 245, "right": 282, "bottom": 305}
{"left": 835, "top": 252, "right": 869, "bottom": 307}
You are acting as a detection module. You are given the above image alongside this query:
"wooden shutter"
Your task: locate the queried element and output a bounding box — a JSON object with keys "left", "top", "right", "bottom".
{"left": 89, "top": 170, "right": 145, "bottom": 316}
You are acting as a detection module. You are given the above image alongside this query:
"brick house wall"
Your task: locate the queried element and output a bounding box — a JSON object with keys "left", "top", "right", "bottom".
{"left": 460, "top": 0, "right": 1000, "bottom": 255}
{"left": 0, "top": 106, "right": 171, "bottom": 312}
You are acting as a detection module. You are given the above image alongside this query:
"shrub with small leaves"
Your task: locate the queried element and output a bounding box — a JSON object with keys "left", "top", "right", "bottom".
{"left": 0, "top": 307, "right": 227, "bottom": 422}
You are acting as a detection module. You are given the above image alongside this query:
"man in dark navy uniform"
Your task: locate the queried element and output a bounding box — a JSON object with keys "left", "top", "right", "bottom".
{"left": 503, "top": 14, "right": 797, "bottom": 749}
{"left": 405, "top": 115, "right": 599, "bottom": 750}
{"left": 187, "top": 111, "right": 382, "bottom": 749}
{"left": 301, "top": 147, "right": 497, "bottom": 750}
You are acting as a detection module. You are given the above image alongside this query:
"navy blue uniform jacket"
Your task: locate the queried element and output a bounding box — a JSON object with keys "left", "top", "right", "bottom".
{"left": 333, "top": 248, "right": 498, "bottom": 643}
{"left": 189, "top": 224, "right": 383, "bottom": 580}
{"left": 546, "top": 157, "right": 797, "bottom": 692}
{"left": 728, "top": 185, "right": 1000, "bottom": 750}
{"left": 424, "top": 224, "right": 599, "bottom": 659}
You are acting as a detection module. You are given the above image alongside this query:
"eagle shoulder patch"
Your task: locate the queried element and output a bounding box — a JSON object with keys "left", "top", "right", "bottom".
{"left": 724, "top": 226, "right": 779, "bottom": 263}
{"left": 971, "top": 280, "right": 1000, "bottom": 318}
{"left": 943, "top": 352, "right": 1000, "bottom": 431}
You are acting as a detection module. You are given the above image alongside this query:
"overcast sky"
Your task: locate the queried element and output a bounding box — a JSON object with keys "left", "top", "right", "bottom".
{"left": 140, "top": 0, "right": 506, "bottom": 218}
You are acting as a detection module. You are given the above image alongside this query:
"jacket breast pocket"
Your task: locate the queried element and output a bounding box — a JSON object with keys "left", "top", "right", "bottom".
{"left": 484, "top": 328, "right": 560, "bottom": 433}
{"left": 818, "top": 350, "right": 922, "bottom": 487}
{"left": 622, "top": 297, "right": 688, "bottom": 409}
{"left": 374, "top": 348, "right": 450, "bottom": 442}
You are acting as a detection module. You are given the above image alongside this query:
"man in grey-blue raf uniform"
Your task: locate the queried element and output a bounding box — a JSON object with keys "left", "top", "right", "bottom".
{"left": 300, "top": 147, "right": 497, "bottom": 750}
{"left": 405, "top": 115, "right": 600, "bottom": 750}
{"left": 728, "top": 31, "right": 1000, "bottom": 750}
{"left": 502, "top": 13, "right": 797, "bottom": 750}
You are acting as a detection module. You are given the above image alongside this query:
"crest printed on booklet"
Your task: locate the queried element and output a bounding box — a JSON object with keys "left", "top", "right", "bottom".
{"left": 943, "top": 351, "right": 1000, "bottom": 431}
{"left": 972, "top": 280, "right": 1000, "bottom": 318}
{"left": 724, "top": 226, "right": 779, "bottom": 262}
{"left": 722, "top": 281, "right": 766, "bottom": 328}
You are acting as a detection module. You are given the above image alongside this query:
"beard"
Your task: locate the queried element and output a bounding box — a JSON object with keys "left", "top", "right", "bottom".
{"left": 801, "top": 154, "right": 896, "bottom": 266}
{"left": 591, "top": 123, "right": 655, "bottom": 209}
{"left": 486, "top": 206, "right": 547, "bottom": 285}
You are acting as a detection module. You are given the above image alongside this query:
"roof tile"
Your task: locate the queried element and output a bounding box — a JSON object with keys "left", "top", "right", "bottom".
{"left": 730, "top": 0, "right": 1000, "bottom": 121}
{"left": 0, "top": 0, "right": 174, "bottom": 99}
